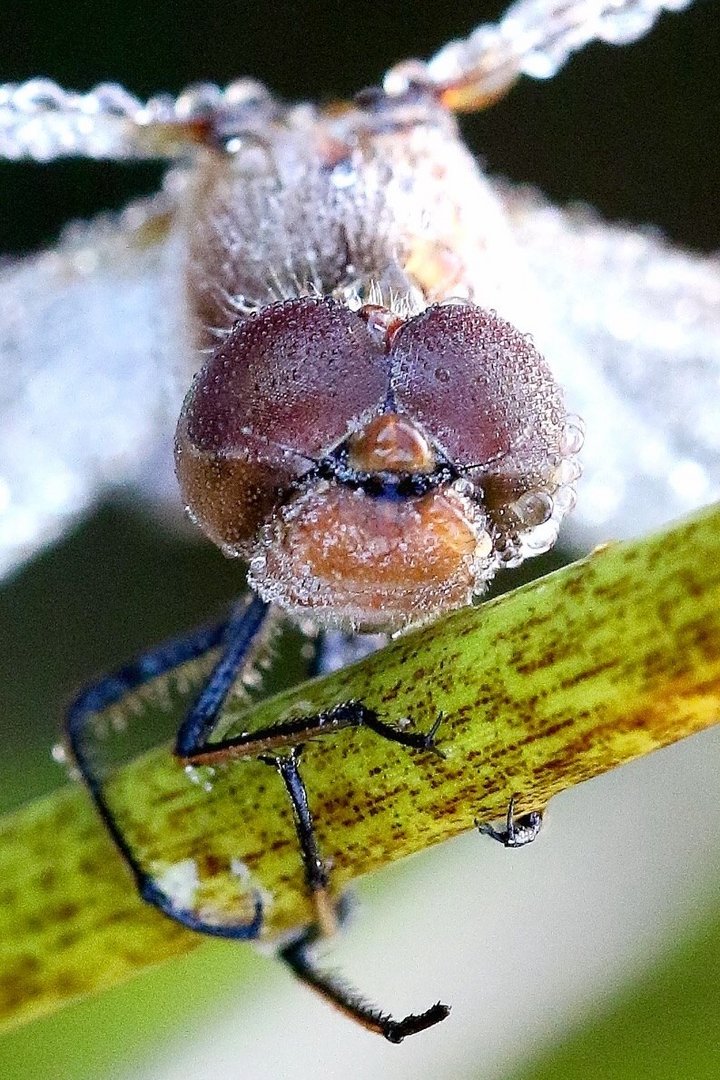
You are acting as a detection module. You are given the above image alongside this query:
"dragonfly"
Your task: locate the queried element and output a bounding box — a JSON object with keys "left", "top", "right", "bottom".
{"left": 1, "top": 0, "right": 718, "bottom": 1043}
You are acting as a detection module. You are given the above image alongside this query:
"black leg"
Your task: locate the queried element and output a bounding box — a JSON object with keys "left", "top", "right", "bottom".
{"left": 260, "top": 748, "right": 338, "bottom": 936}
{"left": 180, "top": 700, "right": 444, "bottom": 766}
{"left": 70, "top": 609, "right": 452, "bottom": 1036}
{"left": 66, "top": 594, "right": 269, "bottom": 939}
{"left": 176, "top": 697, "right": 443, "bottom": 927}
{"left": 258, "top": 739, "right": 449, "bottom": 1040}
{"left": 280, "top": 917, "right": 450, "bottom": 1043}
{"left": 362, "top": 706, "right": 445, "bottom": 755}
{"left": 477, "top": 794, "right": 543, "bottom": 849}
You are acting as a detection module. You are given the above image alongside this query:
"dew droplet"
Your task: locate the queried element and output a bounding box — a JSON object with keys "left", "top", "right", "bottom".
{"left": 330, "top": 160, "right": 358, "bottom": 189}
{"left": 513, "top": 490, "right": 554, "bottom": 527}
{"left": 562, "top": 416, "right": 585, "bottom": 455}
{"left": 51, "top": 742, "right": 67, "bottom": 764}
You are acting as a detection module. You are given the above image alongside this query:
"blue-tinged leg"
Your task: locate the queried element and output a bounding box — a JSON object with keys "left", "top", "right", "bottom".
{"left": 174, "top": 594, "right": 269, "bottom": 758}
{"left": 66, "top": 593, "right": 269, "bottom": 939}
{"left": 171, "top": 617, "right": 449, "bottom": 1038}
{"left": 70, "top": 601, "right": 450, "bottom": 1034}
{"left": 175, "top": 616, "right": 442, "bottom": 765}
{"left": 172, "top": 658, "right": 445, "bottom": 947}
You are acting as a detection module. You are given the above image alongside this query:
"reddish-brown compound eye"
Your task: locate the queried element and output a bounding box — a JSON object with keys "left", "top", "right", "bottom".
{"left": 175, "top": 297, "right": 389, "bottom": 555}
{"left": 389, "top": 303, "right": 567, "bottom": 478}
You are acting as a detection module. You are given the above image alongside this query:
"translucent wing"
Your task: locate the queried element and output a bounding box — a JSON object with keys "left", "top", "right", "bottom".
{"left": 496, "top": 181, "right": 720, "bottom": 549}
{"left": 0, "top": 193, "right": 183, "bottom": 580}
{"left": 0, "top": 78, "right": 275, "bottom": 162}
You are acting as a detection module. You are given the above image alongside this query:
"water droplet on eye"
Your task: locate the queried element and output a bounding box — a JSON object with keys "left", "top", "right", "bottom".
{"left": 525, "top": 520, "right": 560, "bottom": 553}
{"left": 499, "top": 545, "right": 524, "bottom": 567}
{"left": 555, "top": 457, "right": 582, "bottom": 486}
{"left": 553, "top": 486, "right": 577, "bottom": 514}
{"left": 562, "top": 416, "right": 585, "bottom": 455}
{"left": 512, "top": 490, "right": 554, "bottom": 527}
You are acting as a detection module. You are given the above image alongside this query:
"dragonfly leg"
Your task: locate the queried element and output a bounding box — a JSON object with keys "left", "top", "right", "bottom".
{"left": 179, "top": 693, "right": 443, "bottom": 924}
{"left": 176, "top": 679, "right": 447, "bottom": 1031}
{"left": 259, "top": 748, "right": 338, "bottom": 936}
{"left": 279, "top": 896, "right": 450, "bottom": 1043}
{"left": 260, "top": 745, "right": 449, "bottom": 1039}
{"left": 477, "top": 793, "right": 543, "bottom": 849}
{"left": 66, "top": 593, "right": 269, "bottom": 939}
{"left": 72, "top": 611, "right": 449, "bottom": 1029}
{"left": 173, "top": 594, "right": 270, "bottom": 759}
{"left": 180, "top": 694, "right": 445, "bottom": 767}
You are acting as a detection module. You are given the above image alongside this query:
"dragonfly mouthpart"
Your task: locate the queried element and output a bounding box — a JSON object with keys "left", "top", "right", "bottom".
{"left": 249, "top": 408, "right": 493, "bottom": 632}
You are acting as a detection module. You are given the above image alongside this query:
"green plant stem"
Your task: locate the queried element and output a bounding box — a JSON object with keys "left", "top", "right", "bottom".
{"left": 1, "top": 504, "right": 719, "bottom": 1032}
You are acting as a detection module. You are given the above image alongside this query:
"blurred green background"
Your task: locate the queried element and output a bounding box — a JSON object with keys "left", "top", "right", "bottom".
{"left": 1, "top": 1, "right": 719, "bottom": 1077}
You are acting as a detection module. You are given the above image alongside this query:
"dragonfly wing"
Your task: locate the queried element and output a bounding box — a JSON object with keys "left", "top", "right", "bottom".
{"left": 0, "top": 193, "right": 184, "bottom": 580}
{"left": 5, "top": 174, "right": 716, "bottom": 581}
{"left": 496, "top": 180, "right": 720, "bottom": 549}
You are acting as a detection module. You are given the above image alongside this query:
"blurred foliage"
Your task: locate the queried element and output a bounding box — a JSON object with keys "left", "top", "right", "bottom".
{"left": 510, "top": 890, "right": 720, "bottom": 1080}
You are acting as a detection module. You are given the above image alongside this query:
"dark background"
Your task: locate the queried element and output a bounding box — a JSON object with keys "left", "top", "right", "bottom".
{"left": 0, "top": 0, "right": 718, "bottom": 813}
{"left": 2, "top": 0, "right": 718, "bottom": 255}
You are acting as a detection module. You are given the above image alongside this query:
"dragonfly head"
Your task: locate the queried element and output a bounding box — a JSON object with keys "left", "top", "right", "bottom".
{"left": 175, "top": 296, "right": 582, "bottom": 632}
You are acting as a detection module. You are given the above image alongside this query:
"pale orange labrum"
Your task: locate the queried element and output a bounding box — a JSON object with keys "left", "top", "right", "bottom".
{"left": 251, "top": 481, "right": 486, "bottom": 633}
{"left": 247, "top": 409, "right": 491, "bottom": 631}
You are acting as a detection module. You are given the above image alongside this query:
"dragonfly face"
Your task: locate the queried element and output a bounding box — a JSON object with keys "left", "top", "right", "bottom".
{"left": 176, "top": 294, "right": 579, "bottom": 629}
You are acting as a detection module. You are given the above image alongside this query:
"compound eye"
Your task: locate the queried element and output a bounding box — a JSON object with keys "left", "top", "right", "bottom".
{"left": 182, "top": 296, "right": 389, "bottom": 459}
{"left": 390, "top": 303, "right": 567, "bottom": 474}
{"left": 176, "top": 297, "right": 390, "bottom": 554}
